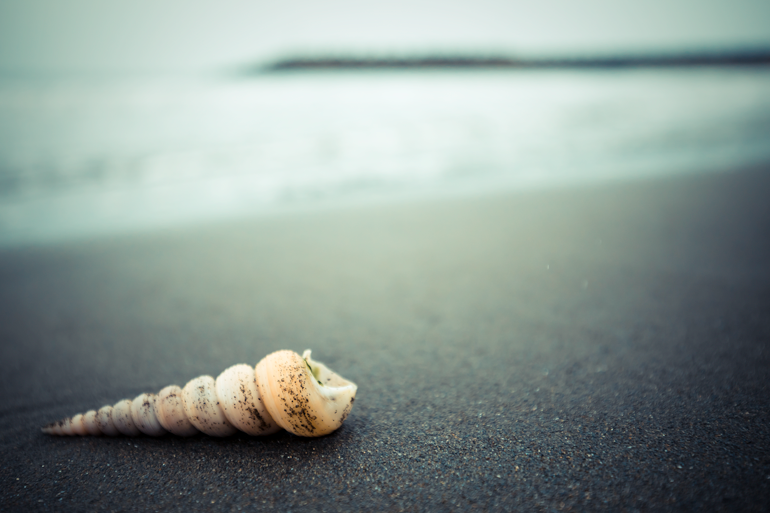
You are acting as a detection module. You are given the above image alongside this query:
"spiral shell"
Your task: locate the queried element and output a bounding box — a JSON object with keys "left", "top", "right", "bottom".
{"left": 41, "top": 350, "right": 357, "bottom": 438}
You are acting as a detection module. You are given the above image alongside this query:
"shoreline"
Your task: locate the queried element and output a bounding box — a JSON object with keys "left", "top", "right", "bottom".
{"left": 2, "top": 158, "right": 768, "bottom": 251}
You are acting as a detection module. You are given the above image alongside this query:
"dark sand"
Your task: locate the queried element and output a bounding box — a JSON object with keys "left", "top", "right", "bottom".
{"left": 1, "top": 165, "right": 769, "bottom": 511}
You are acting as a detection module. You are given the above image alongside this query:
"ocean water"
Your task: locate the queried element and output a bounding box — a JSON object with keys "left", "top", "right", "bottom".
{"left": 1, "top": 68, "right": 769, "bottom": 246}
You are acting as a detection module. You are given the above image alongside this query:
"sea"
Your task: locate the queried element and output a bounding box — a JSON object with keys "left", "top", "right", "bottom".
{"left": 1, "top": 68, "right": 769, "bottom": 246}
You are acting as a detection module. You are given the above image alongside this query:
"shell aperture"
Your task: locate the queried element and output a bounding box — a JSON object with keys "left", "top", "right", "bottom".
{"left": 41, "top": 350, "right": 356, "bottom": 438}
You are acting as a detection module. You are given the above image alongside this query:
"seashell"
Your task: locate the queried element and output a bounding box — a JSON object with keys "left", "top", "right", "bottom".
{"left": 41, "top": 350, "right": 357, "bottom": 438}
{"left": 257, "top": 349, "right": 358, "bottom": 436}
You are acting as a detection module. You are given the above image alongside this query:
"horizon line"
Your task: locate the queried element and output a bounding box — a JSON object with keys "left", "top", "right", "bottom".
{"left": 255, "top": 50, "right": 770, "bottom": 73}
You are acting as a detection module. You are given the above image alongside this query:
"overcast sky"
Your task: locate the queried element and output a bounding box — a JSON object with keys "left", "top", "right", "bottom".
{"left": 1, "top": 0, "right": 769, "bottom": 73}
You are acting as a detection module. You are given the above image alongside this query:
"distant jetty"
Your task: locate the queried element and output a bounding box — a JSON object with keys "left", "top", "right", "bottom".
{"left": 257, "top": 51, "right": 770, "bottom": 72}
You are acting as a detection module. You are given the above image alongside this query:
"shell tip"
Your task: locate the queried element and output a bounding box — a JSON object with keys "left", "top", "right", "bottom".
{"left": 302, "top": 349, "right": 312, "bottom": 360}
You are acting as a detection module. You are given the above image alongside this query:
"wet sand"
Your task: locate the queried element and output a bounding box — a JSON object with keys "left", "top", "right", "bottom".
{"left": 1, "top": 165, "right": 769, "bottom": 511}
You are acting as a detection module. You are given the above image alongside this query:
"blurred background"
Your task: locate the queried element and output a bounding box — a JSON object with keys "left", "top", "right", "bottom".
{"left": 1, "top": 0, "right": 769, "bottom": 246}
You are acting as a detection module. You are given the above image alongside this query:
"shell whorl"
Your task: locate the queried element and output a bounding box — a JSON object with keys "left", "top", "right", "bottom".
{"left": 257, "top": 350, "right": 358, "bottom": 437}
{"left": 41, "top": 350, "right": 357, "bottom": 438}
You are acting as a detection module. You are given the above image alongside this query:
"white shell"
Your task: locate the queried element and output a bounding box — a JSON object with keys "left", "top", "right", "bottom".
{"left": 83, "top": 410, "right": 101, "bottom": 436}
{"left": 257, "top": 350, "right": 357, "bottom": 437}
{"left": 215, "top": 364, "right": 281, "bottom": 436}
{"left": 60, "top": 418, "right": 74, "bottom": 436}
{"left": 131, "top": 394, "right": 167, "bottom": 436}
{"left": 96, "top": 406, "right": 120, "bottom": 436}
{"left": 41, "top": 349, "right": 356, "bottom": 438}
{"left": 112, "top": 399, "right": 141, "bottom": 436}
{"left": 71, "top": 414, "right": 87, "bottom": 436}
{"left": 156, "top": 385, "right": 198, "bottom": 437}
{"left": 182, "top": 376, "right": 237, "bottom": 437}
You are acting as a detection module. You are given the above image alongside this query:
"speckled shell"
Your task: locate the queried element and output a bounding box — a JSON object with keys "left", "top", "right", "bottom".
{"left": 182, "top": 375, "right": 237, "bottom": 437}
{"left": 256, "top": 350, "right": 358, "bottom": 437}
{"left": 131, "top": 393, "right": 167, "bottom": 436}
{"left": 156, "top": 385, "right": 198, "bottom": 436}
{"left": 216, "top": 364, "right": 281, "bottom": 436}
{"left": 41, "top": 350, "right": 356, "bottom": 439}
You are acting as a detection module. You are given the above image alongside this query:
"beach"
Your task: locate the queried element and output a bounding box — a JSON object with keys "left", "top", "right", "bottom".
{"left": 1, "top": 163, "right": 769, "bottom": 511}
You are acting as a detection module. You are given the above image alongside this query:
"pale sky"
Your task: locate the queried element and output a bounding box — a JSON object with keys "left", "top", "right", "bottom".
{"left": 1, "top": 0, "right": 769, "bottom": 73}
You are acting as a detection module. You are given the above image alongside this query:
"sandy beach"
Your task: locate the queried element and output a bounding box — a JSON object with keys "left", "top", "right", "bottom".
{"left": 1, "top": 164, "right": 769, "bottom": 511}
